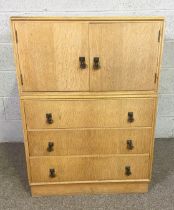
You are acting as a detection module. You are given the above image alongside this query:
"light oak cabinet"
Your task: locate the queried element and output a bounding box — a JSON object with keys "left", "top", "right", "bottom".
{"left": 11, "top": 16, "right": 164, "bottom": 196}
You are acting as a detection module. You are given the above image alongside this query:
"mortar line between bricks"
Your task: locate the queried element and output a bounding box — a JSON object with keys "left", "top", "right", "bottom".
{"left": 159, "top": 93, "right": 174, "bottom": 95}
{"left": 164, "top": 40, "right": 174, "bottom": 43}
{"left": 0, "top": 119, "right": 21, "bottom": 121}
{"left": 161, "top": 67, "right": 174, "bottom": 70}
{"left": 0, "top": 42, "right": 13, "bottom": 45}
{"left": 0, "top": 140, "right": 23, "bottom": 142}
{"left": 1, "top": 97, "right": 6, "bottom": 120}
{"left": 161, "top": 66, "right": 174, "bottom": 69}
{"left": 0, "top": 70, "right": 16, "bottom": 72}
{"left": 112, "top": 9, "right": 174, "bottom": 12}
{"left": 1, "top": 9, "right": 174, "bottom": 13}
{"left": 158, "top": 92, "right": 174, "bottom": 94}
{"left": 0, "top": 10, "right": 115, "bottom": 13}
{"left": 157, "top": 115, "right": 174, "bottom": 118}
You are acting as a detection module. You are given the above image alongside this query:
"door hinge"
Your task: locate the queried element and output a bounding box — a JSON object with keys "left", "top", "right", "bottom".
{"left": 158, "top": 30, "right": 161, "bottom": 42}
{"left": 15, "top": 30, "right": 18, "bottom": 43}
{"left": 20, "top": 74, "right": 23, "bottom": 85}
{"left": 154, "top": 73, "right": 158, "bottom": 83}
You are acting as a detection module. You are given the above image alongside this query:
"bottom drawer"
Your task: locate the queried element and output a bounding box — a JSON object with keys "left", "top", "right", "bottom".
{"left": 30, "top": 155, "right": 149, "bottom": 183}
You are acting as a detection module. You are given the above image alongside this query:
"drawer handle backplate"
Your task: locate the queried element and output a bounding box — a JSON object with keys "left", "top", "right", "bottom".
{"left": 49, "top": 168, "right": 56, "bottom": 178}
{"left": 125, "top": 166, "right": 132, "bottom": 176}
{"left": 128, "top": 112, "right": 134, "bottom": 123}
{"left": 127, "top": 140, "right": 134, "bottom": 150}
{"left": 93, "top": 57, "right": 100, "bottom": 70}
{"left": 47, "top": 142, "right": 54, "bottom": 152}
{"left": 46, "top": 113, "right": 53, "bottom": 124}
{"left": 79, "top": 57, "right": 87, "bottom": 69}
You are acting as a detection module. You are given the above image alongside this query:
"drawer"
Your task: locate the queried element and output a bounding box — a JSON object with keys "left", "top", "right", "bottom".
{"left": 28, "top": 128, "right": 152, "bottom": 156}
{"left": 24, "top": 98, "right": 155, "bottom": 129}
{"left": 30, "top": 155, "right": 149, "bottom": 183}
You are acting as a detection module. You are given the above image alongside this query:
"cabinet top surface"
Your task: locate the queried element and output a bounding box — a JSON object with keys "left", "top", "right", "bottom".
{"left": 11, "top": 16, "right": 165, "bottom": 21}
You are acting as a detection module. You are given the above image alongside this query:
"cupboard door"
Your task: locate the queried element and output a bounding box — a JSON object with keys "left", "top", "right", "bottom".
{"left": 15, "top": 21, "right": 89, "bottom": 91}
{"left": 89, "top": 22, "right": 161, "bottom": 91}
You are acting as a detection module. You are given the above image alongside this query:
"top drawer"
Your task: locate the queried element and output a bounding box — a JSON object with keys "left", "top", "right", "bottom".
{"left": 24, "top": 98, "right": 155, "bottom": 129}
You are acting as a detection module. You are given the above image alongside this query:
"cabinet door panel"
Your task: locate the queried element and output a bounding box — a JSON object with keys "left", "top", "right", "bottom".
{"left": 15, "top": 21, "right": 89, "bottom": 91}
{"left": 89, "top": 22, "right": 161, "bottom": 91}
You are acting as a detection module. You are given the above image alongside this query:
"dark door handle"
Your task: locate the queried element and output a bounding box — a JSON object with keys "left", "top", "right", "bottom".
{"left": 79, "top": 57, "right": 87, "bottom": 69}
{"left": 93, "top": 57, "right": 100, "bottom": 70}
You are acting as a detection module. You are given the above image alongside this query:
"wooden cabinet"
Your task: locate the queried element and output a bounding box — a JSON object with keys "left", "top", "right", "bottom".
{"left": 11, "top": 16, "right": 164, "bottom": 196}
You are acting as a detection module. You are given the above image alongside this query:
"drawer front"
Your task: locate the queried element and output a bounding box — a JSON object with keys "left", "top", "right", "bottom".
{"left": 24, "top": 98, "right": 155, "bottom": 129}
{"left": 30, "top": 155, "right": 149, "bottom": 183}
{"left": 28, "top": 128, "right": 152, "bottom": 156}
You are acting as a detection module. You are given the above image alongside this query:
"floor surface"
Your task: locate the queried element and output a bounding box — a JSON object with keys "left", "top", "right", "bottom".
{"left": 0, "top": 139, "right": 174, "bottom": 210}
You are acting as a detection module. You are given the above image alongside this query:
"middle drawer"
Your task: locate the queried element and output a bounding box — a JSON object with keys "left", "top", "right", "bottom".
{"left": 28, "top": 128, "right": 152, "bottom": 156}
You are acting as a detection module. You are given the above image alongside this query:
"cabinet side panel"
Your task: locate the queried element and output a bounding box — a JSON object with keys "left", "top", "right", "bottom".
{"left": 10, "top": 21, "right": 23, "bottom": 94}
{"left": 20, "top": 100, "right": 31, "bottom": 184}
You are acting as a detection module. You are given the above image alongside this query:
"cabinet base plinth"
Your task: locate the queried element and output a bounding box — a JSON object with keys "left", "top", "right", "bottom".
{"left": 31, "top": 182, "right": 149, "bottom": 196}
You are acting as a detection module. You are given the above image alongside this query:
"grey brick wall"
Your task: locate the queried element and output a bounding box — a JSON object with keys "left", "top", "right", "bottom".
{"left": 0, "top": 0, "right": 174, "bottom": 142}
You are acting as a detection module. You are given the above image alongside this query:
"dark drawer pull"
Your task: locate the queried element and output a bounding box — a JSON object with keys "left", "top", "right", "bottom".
{"left": 46, "top": 113, "right": 53, "bottom": 124}
{"left": 125, "top": 166, "right": 132, "bottom": 176}
{"left": 128, "top": 112, "right": 134, "bottom": 123}
{"left": 47, "top": 142, "right": 54, "bottom": 152}
{"left": 127, "top": 140, "right": 134, "bottom": 150}
{"left": 93, "top": 57, "right": 100, "bottom": 70}
{"left": 79, "top": 57, "right": 87, "bottom": 69}
{"left": 49, "top": 168, "right": 56, "bottom": 178}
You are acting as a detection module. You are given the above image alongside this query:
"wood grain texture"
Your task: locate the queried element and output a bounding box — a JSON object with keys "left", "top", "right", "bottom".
{"left": 156, "top": 21, "right": 165, "bottom": 91}
{"left": 149, "top": 97, "right": 158, "bottom": 179}
{"left": 28, "top": 128, "right": 152, "bottom": 156}
{"left": 24, "top": 98, "right": 155, "bottom": 129}
{"left": 30, "top": 155, "right": 149, "bottom": 183}
{"left": 10, "top": 21, "right": 23, "bottom": 94}
{"left": 19, "top": 101, "right": 31, "bottom": 183}
{"left": 31, "top": 182, "right": 149, "bottom": 196}
{"left": 12, "top": 19, "right": 164, "bottom": 93}
{"left": 89, "top": 22, "right": 161, "bottom": 91}
{"left": 15, "top": 21, "right": 89, "bottom": 91}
